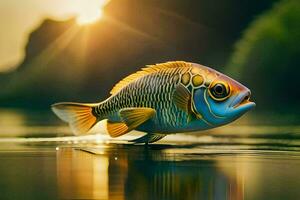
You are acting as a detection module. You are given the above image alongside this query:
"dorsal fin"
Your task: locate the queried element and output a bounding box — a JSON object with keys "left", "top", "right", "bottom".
{"left": 110, "top": 61, "right": 192, "bottom": 95}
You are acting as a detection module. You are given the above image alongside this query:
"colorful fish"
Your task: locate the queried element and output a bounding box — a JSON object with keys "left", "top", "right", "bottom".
{"left": 52, "top": 61, "right": 255, "bottom": 143}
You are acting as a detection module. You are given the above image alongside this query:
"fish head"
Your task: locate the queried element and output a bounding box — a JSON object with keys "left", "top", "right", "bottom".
{"left": 192, "top": 65, "right": 255, "bottom": 127}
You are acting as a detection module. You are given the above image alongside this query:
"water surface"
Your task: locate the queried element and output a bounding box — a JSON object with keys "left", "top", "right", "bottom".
{"left": 0, "top": 109, "right": 299, "bottom": 200}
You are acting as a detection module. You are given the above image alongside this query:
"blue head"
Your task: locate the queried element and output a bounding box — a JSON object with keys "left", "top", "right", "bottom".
{"left": 192, "top": 65, "right": 255, "bottom": 128}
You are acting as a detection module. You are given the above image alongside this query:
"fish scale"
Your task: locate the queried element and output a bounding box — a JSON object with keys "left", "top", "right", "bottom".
{"left": 97, "top": 67, "right": 191, "bottom": 130}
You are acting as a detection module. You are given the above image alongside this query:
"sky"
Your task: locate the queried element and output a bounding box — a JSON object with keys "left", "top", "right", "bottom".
{"left": 0, "top": 0, "right": 108, "bottom": 72}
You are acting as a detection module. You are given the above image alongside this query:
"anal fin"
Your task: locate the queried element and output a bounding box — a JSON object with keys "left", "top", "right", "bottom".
{"left": 107, "top": 107, "right": 156, "bottom": 138}
{"left": 106, "top": 121, "right": 129, "bottom": 138}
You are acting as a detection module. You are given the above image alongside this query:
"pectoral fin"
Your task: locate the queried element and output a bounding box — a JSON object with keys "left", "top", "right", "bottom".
{"left": 106, "top": 107, "right": 156, "bottom": 138}
{"left": 173, "top": 84, "right": 191, "bottom": 113}
{"left": 173, "top": 84, "right": 202, "bottom": 123}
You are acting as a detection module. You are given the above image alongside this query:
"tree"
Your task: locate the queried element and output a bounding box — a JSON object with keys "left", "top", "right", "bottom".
{"left": 226, "top": 0, "right": 300, "bottom": 111}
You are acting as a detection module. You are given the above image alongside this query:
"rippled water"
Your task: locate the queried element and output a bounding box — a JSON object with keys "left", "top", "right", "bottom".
{"left": 0, "top": 109, "right": 300, "bottom": 200}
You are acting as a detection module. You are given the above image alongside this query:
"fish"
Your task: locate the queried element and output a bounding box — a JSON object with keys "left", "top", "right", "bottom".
{"left": 52, "top": 61, "right": 255, "bottom": 144}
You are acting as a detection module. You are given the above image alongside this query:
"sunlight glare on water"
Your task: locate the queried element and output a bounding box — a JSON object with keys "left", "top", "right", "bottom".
{"left": 0, "top": 109, "right": 300, "bottom": 199}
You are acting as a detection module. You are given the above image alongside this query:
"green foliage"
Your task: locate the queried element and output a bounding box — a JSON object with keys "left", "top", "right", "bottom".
{"left": 226, "top": 0, "right": 300, "bottom": 111}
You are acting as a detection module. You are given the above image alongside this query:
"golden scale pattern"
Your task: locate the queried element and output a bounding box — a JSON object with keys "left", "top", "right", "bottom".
{"left": 94, "top": 61, "right": 218, "bottom": 129}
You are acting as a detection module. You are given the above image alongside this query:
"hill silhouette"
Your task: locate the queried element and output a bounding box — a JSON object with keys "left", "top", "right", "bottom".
{"left": 0, "top": 0, "right": 277, "bottom": 108}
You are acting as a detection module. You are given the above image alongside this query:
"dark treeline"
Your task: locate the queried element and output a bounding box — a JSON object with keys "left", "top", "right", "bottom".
{"left": 0, "top": 0, "right": 284, "bottom": 110}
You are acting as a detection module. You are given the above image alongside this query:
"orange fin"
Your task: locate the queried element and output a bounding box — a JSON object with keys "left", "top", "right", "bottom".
{"left": 106, "top": 121, "right": 129, "bottom": 138}
{"left": 51, "top": 102, "right": 98, "bottom": 135}
{"left": 120, "top": 107, "right": 156, "bottom": 127}
{"left": 110, "top": 61, "right": 192, "bottom": 95}
{"left": 106, "top": 107, "right": 156, "bottom": 138}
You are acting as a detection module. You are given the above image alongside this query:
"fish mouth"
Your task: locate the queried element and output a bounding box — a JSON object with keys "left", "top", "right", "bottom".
{"left": 232, "top": 91, "right": 256, "bottom": 110}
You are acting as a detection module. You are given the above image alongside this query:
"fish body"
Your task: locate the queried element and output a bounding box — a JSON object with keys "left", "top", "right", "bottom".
{"left": 96, "top": 62, "right": 212, "bottom": 133}
{"left": 52, "top": 61, "right": 255, "bottom": 143}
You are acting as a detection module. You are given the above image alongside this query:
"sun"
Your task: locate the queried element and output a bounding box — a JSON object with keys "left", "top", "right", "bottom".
{"left": 75, "top": 0, "right": 108, "bottom": 25}
{"left": 77, "top": 9, "right": 103, "bottom": 25}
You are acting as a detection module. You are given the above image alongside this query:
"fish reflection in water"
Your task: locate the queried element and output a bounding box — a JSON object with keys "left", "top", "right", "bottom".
{"left": 1, "top": 110, "right": 300, "bottom": 199}
{"left": 56, "top": 146, "right": 243, "bottom": 200}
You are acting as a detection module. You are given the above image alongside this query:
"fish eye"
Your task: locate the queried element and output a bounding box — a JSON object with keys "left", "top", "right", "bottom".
{"left": 208, "top": 82, "right": 230, "bottom": 101}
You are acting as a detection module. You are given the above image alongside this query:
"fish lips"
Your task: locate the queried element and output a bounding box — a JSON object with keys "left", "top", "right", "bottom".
{"left": 229, "top": 90, "right": 256, "bottom": 112}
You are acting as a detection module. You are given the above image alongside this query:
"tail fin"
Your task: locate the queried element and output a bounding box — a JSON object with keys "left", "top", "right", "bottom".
{"left": 51, "top": 102, "right": 99, "bottom": 135}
